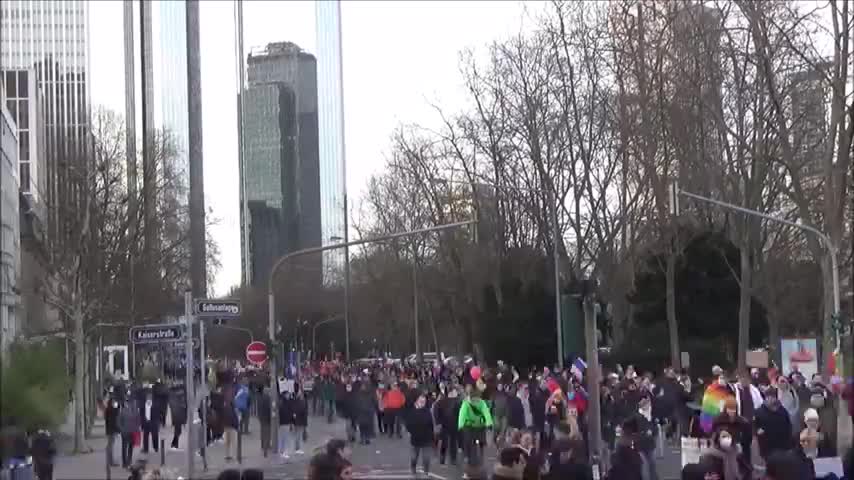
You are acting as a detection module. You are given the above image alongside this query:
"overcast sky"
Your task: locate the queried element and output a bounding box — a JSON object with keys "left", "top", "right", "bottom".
{"left": 88, "top": 0, "right": 545, "bottom": 295}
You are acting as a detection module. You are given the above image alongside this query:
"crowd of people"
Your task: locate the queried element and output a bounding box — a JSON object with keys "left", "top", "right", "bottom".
{"left": 7, "top": 354, "right": 854, "bottom": 480}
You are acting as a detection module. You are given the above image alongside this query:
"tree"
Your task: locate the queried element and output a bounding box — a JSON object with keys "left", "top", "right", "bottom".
{"left": 40, "top": 108, "right": 219, "bottom": 451}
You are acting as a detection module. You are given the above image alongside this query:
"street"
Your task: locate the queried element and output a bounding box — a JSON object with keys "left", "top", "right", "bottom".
{"left": 54, "top": 415, "right": 687, "bottom": 479}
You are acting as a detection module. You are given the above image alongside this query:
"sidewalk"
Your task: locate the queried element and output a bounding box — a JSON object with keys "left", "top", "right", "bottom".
{"left": 54, "top": 416, "right": 345, "bottom": 480}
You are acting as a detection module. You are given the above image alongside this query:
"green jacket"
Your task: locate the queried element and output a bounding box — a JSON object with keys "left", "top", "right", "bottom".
{"left": 458, "top": 397, "right": 494, "bottom": 430}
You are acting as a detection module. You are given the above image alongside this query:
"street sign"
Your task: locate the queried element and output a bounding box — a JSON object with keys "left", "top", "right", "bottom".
{"left": 246, "top": 341, "right": 267, "bottom": 365}
{"left": 173, "top": 338, "right": 200, "bottom": 350}
{"left": 129, "top": 324, "right": 185, "bottom": 344}
{"left": 194, "top": 299, "right": 241, "bottom": 317}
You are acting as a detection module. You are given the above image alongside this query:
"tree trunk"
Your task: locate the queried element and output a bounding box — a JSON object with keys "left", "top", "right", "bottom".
{"left": 666, "top": 251, "right": 680, "bottom": 369}
{"left": 737, "top": 245, "right": 752, "bottom": 371}
{"left": 820, "top": 255, "right": 836, "bottom": 375}
{"left": 73, "top": 308, "right": 86, "bottom": 453}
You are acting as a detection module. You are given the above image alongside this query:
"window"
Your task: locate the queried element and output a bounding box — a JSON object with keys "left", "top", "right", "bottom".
{"left": 17, "top": 71, "right": 28, "bottom": 97}
{"left": 4, "top": 71, "right": 15, "bottom": 97}
{"left": 19, "top": 130, "right": 29, "bottom": 161}
{"left": 20, "top": 161, "right": 30, "bottom": 192}
{"left": 18, "top": 99, "right": 28, "bottom": 128}
{"left": 6, "top": 100, "right": 16, "bottom": 124}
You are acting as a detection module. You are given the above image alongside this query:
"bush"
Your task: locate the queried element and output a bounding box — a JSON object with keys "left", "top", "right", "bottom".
{"left": 1, "top": 340, "right": 71, "bottom": 430}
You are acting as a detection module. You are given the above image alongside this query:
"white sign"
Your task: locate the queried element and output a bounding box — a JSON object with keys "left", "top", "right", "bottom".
{"left": 814, "top": 457, "right": 844, "bottom": 478}
{"left": 277, "top": 377, "right": 295, "bottom": 394}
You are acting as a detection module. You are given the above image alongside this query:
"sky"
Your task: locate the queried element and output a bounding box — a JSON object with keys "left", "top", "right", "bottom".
{"left": 88, "top": 0, "right": 546, "bottom": 296}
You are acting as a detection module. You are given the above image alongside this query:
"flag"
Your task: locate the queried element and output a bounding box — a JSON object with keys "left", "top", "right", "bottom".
{"left": 571, "top": 357, "right": 587, "bottom": 381}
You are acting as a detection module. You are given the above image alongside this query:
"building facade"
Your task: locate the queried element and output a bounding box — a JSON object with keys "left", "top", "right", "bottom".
{"left": 241, "top": 42, "right": 321, "bottom": 287}
{"left": 0, "top": 100, "right": 20, "bottom": 354}
{"left": 316, "top": 0, "right": 347, "bottom": 284}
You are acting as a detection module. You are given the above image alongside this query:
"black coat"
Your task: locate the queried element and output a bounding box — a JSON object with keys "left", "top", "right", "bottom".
{"left": 547, "top": 460, "right": 593, "bottom": 480}
{"left": 291, "top": 397, "right": 308, "bottom": 427}
{"left": 105, "top": 399, "right": 121, "bottom": 435}
{"left": 755, "top": 405, "right": 792, "bottom": 457}
{"left": 279, "top": 396, "right": 294, "bottom": 426}
{"left": 407, "top": 407, "right": 435, "bottom": 447}
{"left": 507, "top": 395, "right": 526, "bottom": 430}
{"left": 530, "top": 389, "right": 547, "bottom": 429}
{"left": 257, "top": 393, "right": 272, "bottom": 424}
{"left": 168, "top": 386, "right": 187, "bottom": 426}
{"left": 435, "top": 397, "right": 461, "bottom": 430}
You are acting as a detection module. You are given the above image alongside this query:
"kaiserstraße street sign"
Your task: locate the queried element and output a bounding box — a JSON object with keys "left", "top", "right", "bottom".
{"left": 193, "top": 299, "right": 241, "bottom": 317}
{"left": 129, "top": 324, "right": 185, "bottom": 344}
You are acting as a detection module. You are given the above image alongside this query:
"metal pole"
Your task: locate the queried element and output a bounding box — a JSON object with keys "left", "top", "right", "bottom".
{"left": 183, "top": 291, "right": 195, "bottom": 480}
{"left": 583, "top": 295, "right": 602, "bottom": 465}
{"left": 236, "top": 0, "right": 250, "bottom": 286}
{"left": 413, "top": 242, "right": 420, "bottom": 364}
{"left": 344, "top": 195, "right": 351, "bottom": 362}
{"left": 268, "top": 293, "right": 278, "bottom": 454}
{"left": 98, "top": 333, "right": 103, "bottom": 392}
{"left": 677, "top": 189, "right": 840, "bottom": 326}
{"left": 551, "top": 189, "right": 564, "bottom": 369}
{"left": 199, "top": 318, "right": 207, "bottom": 461}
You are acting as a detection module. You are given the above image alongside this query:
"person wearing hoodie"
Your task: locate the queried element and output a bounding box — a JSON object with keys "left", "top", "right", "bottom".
{"left": 291, "top": 388, "right": 309, "bottom": 454}
{"left": 119, "top": 398, "right": 142, "bottom": 468}
{"left": 433, "top": 385, "right": 462, "bottom": 465}
{"left": 711, "top": 397, "right": 751, "bottom": 463}
{"left": 755, "top": 388, "right": 792, "bottom": 461}
{"left": 459, "top": 382, "right": 494, "bottom": 468}
{"left": 278, "top": 391, "right": 295, "bottom": 459}
{"left": 407, "top": 393, "right": 436, "bottom": 476}
{"left": 698, "top": 426, "right": 751, "bottom": 480}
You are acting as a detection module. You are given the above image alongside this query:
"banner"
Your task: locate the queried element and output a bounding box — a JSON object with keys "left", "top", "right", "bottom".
{"left": 780, "top": 338, "right": 818, "bottom": 379}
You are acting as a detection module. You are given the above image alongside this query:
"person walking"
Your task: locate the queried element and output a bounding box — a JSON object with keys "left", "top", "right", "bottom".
{"left": 119, "top": 397, "right": 141, "bottom": 468}
{"left": 257, "top": 387, "right": 272, "bottom": 456}
{"left": 698, "top": 426, "right": 751, "bottom": 480}
{"left": 354, "top": 382, "right": 377, "bottom": 445}
{"left": 104, "top": 389, "right": 121, "bottom": 466}
{"left": 140, "top": 391, "right": 160, "bottom": 455}
{"left": 458, "top": 381, "right": 493, "bottom": 469}
{"left": 383, "top": 383, "right": 406, "bottom": 438}
{"left": 168, "top": 385, "right": 187, "bottom": 451}
{"left": 407, "top": 393, "right": 435, "bottom": 477}
{"left": 278, "top": 391, "right": 294, "bottom": 459}
{"left": 292, "top": 388, "right": 309, "bottom": 455}
{"left": 434, "top": 385, "right": 462, "bottom": 465}
{"left": 235, "top": 379, "right": 251, "bottom": 435}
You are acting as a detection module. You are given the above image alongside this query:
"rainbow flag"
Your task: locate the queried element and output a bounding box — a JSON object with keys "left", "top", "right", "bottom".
{"left": 700, "top": 383, "right": 734, "bottom": 434}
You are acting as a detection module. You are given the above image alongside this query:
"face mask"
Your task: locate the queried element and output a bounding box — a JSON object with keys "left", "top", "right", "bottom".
{"left": 719, "top": 436, "right": 733, "bottom": 449}
{"left": 718, "top": 378, "right": 727, "bottom": 386}
{"left": 448, "top": 391, "right": 458, "bottom": 399}
{"left": 726, "top": 409, "right": 737, "bottom": 416}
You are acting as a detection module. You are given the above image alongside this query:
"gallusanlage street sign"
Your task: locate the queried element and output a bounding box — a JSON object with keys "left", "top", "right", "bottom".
{"left": 193, "top": 299, "right": 241, "bottom": 317}
{"left": 129, "top": 324, "right": 185, "bottom": 344}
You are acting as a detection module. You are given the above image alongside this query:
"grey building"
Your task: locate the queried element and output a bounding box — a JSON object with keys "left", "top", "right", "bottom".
{"left": 1, "top": 100, "right": 20, "bottom": 355}
{"left": 241, "top": 42, "right": 321, "bottom": 288}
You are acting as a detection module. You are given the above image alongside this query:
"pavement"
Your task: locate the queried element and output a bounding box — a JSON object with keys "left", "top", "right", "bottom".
{"left": 53, "top": 413, "right": 687, "bottom": 480}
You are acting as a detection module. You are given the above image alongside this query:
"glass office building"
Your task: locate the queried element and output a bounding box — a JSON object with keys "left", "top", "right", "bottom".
{"left": 152, "top": 0, "right": 189, "bottom": 197}
{"left": 241, "top": 42, "right": 321, "bottom": 288}
{"left": 316, "top": 0, "right": 347, "bottom": 283}
{"left": 1, "top": 0, "right": 90, "bottom": 242}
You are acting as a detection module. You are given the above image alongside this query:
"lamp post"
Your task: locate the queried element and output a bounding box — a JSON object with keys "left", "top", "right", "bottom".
{"left": 268, "top": 219, "right": 477, "bottom": 445}
{"left": 330, "top": 235, "right": 350, "bottom": 362}
{"left": 312, "top": 316, "right": 343, "bottom": 359}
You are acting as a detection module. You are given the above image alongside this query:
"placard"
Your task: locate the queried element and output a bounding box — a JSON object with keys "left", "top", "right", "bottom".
{"left": 781, "top": 338, "right": 818, "bottom": 378}
{"left": 746, "top": 350, "right": 768, "bottom": 368}
{"left": 813, "top": 457, "right": 844, "bottom": 477}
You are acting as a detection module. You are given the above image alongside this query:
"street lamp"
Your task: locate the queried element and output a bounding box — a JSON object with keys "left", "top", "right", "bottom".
{"left": 312, "top": 315, "right": 343, "bottom": 359}
{"left": 330, "top": 235, "right": 350, "bottom": 362}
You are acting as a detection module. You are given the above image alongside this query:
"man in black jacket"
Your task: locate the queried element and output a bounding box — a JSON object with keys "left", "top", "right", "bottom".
{"left": 433, "top": 385, "right": 462, "bottom": 465}
{"left": 257, "top": 387, "right": 272, "bottom": 456}
{"left": 168, "top": 385, "right": 187, "bottom": 450}
{"left": 104, "top": 389, "right": 120, "bottom": 466}
{"left": 407, "top": 393, "right": 435, "bottom": 476}
{"left": 139, "top": 390, "right": 161, "bottom": 454}
{"left": 755, "top": 388, "right": 793, "bottom": 461}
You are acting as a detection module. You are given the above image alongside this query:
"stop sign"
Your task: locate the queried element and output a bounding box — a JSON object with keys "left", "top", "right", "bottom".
{"left": 246, "top": 341, "right": 267, "bottom": 365}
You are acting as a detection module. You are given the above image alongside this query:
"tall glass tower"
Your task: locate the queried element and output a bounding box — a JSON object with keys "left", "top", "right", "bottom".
{"left": 1, "top": 0, "right": 91, "bottom": 243}
{"left": 316, "top": 0, "right": 346, "bottom": 284}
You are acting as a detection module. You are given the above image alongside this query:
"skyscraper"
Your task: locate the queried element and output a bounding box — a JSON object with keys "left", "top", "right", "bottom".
{"left": 316, "top": 0, "right": 347, "bottom": 283}
{"left": 0, "top": 100, "right": 20, "bottom": 355}
{"left": 240, "top": 42, "right": 321, "bottom": 287}
{"left": 1, "top": 0, "right": 90, "bottom": 244}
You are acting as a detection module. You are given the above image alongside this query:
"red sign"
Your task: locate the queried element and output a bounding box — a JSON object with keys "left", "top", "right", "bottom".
{"left": 246, "top": 341, "right": 267, "bottom": 365}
